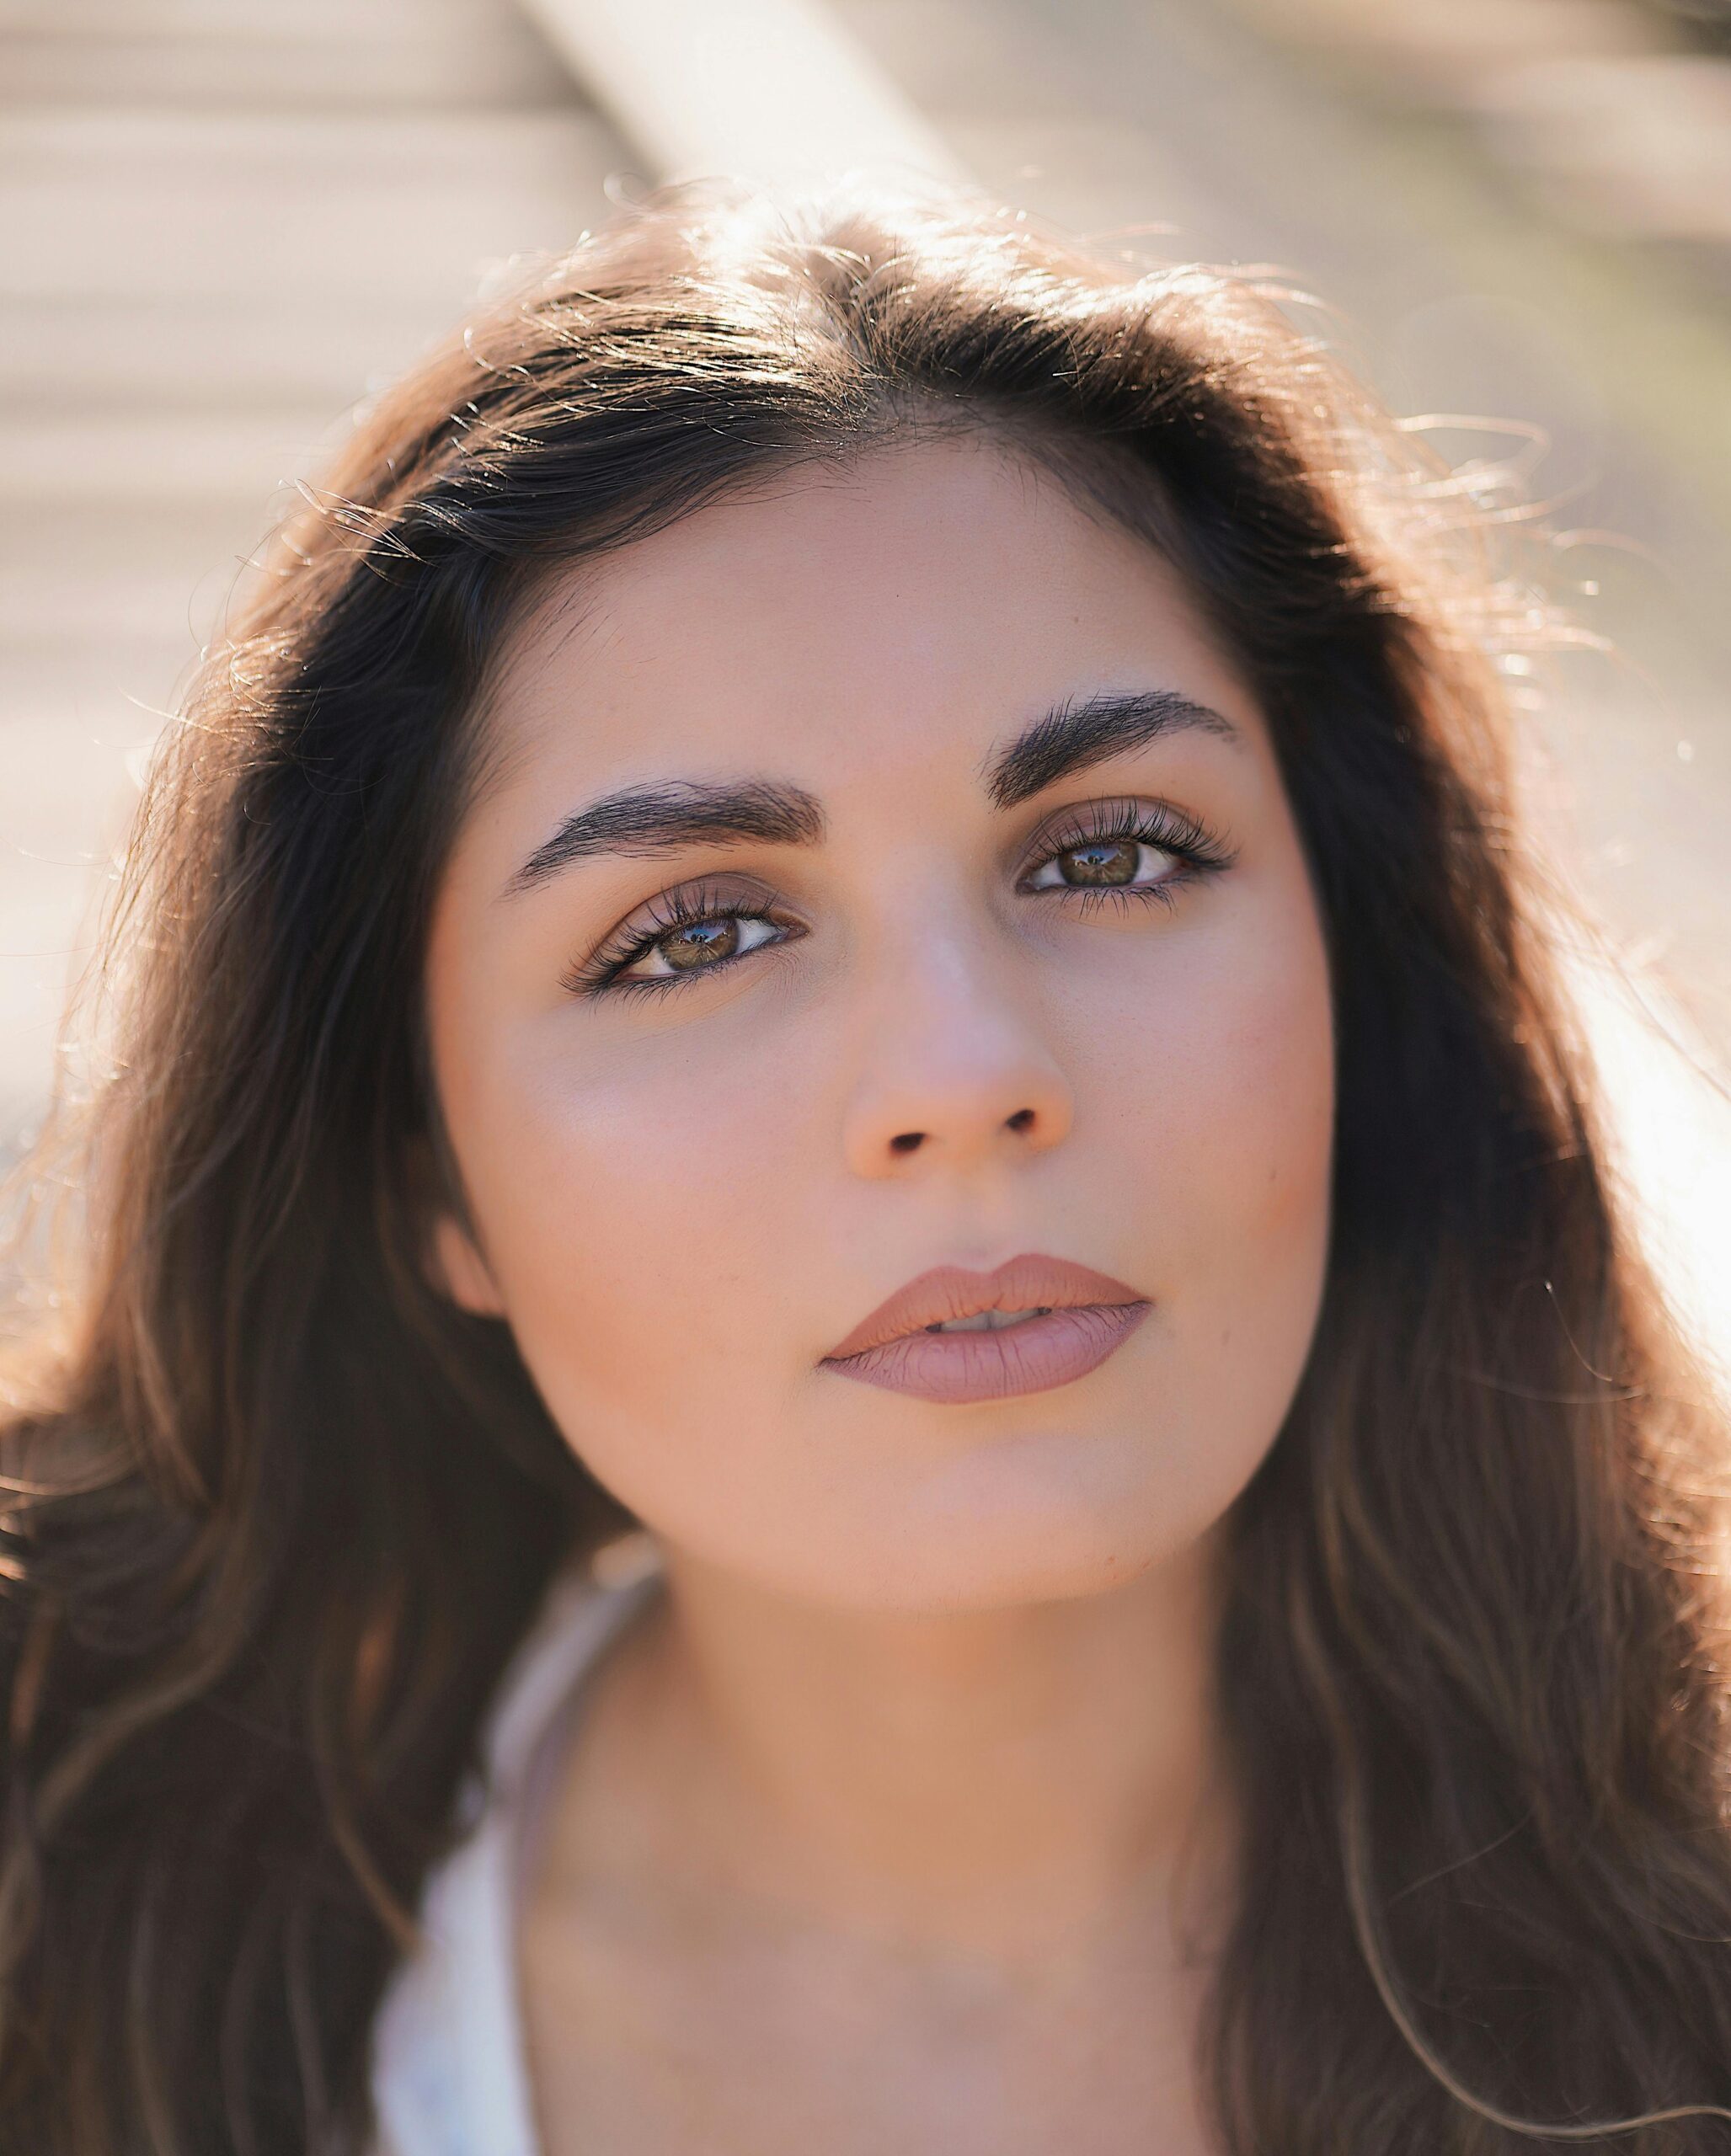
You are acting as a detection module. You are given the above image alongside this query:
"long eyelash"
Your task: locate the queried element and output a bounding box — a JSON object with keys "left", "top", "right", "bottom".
{"left": 1022, "top": 802, "right": 1242, "bottom": 918}
{"left": 567, "top": 801, "right": 1234, "bottom": 1001}
{"left": 1030, "top": 793, "right": 1232, "bottom": 875}
{"left": 562, "top": 882, "right": 790, "bottom": 1001}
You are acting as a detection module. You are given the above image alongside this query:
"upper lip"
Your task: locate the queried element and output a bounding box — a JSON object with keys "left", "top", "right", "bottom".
{"left": 822, "top": 1251, "right": 1150, "bottom": 1361}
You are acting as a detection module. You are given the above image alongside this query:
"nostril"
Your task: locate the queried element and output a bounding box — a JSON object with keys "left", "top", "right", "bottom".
{"left": 890, "top": 1131, "right": 925, "bottom": 1155}
{"left": 1005, "top": 1107, "right": 1035, "bottom": 1134}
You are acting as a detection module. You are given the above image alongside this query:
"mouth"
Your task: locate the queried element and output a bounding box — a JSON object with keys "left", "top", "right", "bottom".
{"left": 820, "top": 1251, "right": 1151, "bottom": 1406}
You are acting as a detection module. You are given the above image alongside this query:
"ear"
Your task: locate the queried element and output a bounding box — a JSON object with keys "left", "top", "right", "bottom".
{"left": 428, "top": 1211, "right": 507, "bottom": 1318}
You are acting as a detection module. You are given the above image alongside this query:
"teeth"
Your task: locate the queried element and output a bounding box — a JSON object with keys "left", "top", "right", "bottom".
{"left": 925, "top": 1306, "right": 1055, "bottom": 1335}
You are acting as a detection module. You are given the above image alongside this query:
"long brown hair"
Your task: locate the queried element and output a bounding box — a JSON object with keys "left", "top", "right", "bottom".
{"left": 4, "top": 179, "right": 1729, "bottom": 2154}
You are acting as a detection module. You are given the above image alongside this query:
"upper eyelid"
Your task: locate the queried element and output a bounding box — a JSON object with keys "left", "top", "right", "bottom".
{"left": 580, "top": 798, "right": 1230, "bottom": 986}
{"left": 612, "top": 794, "right": 1210, "bottom": 908}
{"left": 1017, "top": 796, "right": 1230, "bottom": 867}
{"left": 627, "top": 805, "right": 1199, "bottom": 919}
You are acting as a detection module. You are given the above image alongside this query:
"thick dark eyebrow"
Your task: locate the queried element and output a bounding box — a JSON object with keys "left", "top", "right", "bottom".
{"left": 505, "top": 687, "right": 1241, "bottom": 898}
{"left": 982, "top": 689, "right": 1244, "bottom": 812}
{"left": 504, "top": 779, "right": 826, "bottom": 898}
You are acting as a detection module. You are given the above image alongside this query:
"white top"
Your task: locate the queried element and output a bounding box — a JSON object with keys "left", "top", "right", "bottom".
{"left": 368, "top": 1540, "right": 666, "bottom": 2156}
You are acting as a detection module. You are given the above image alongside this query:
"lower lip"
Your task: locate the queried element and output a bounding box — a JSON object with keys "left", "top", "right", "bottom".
{"left": 820, "top": 1302, "right": 1151, "bottom": 1406}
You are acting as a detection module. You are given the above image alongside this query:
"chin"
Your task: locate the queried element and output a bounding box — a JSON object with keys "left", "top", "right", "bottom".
{"left": 764, "top": 1429, "right": 1238, "bottom": 1614}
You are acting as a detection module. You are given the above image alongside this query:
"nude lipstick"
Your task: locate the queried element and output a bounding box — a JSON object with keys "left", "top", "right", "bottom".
{"left": 820, "top": 1251, "right": 1151, "bottom": 1406}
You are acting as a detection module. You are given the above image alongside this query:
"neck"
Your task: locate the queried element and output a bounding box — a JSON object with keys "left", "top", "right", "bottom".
{"left": 601, "top": 1534, "right": 1239, "bottom": 1970}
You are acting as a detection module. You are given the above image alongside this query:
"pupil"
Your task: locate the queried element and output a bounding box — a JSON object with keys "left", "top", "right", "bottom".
{"left": 1063, "top": 841, "right": 1139, "bottom": 887}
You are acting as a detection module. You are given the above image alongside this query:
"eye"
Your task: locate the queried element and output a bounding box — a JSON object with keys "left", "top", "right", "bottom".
{"left": 565, "top": 800, "right": 1233, "bottom": 1004}
{"left": 563, "top": 879, "right": 804, "bottom": 1001}
{"left": 1017, "top": 797, "right": 1232, "bottom": 908}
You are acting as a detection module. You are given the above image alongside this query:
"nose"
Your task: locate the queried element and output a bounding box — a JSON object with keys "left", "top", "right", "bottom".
{"left": 839, "top": 929, "right": 1076, "bottom": 1181}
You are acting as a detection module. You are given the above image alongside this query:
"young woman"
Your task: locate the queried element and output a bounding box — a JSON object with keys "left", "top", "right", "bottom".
{"left": 3, "top": 179, "right": 1730, "bottom": 2156}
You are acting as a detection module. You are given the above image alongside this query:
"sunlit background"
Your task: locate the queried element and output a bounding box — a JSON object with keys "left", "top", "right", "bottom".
{"left": 3, "top": 0, "right": 1728, "bottom": 1348}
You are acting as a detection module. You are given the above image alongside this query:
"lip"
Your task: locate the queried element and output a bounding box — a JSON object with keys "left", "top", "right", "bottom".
{"left": 820, "top": 1251, "right": 1151, "bottom": 1406}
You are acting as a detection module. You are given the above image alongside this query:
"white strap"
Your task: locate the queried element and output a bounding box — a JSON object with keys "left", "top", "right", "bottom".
{"left": 370, "top": 1551, "right": 665, "bottom": 2155}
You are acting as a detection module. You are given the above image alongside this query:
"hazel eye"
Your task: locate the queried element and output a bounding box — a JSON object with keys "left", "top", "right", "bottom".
{"left": 1014, "top": 793, "right": 1234, "bottom": 903}
{"left": 617, "top": 911, "right": 786, "bottom": 981}
{"left": 564, "top": 871, "right": 809, "bottom": 1001}
{"left": 1023, "top": 838, "right": 1181, "bottom": 892}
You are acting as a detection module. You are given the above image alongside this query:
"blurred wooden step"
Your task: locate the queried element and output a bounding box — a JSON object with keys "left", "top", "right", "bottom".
{"left": 0, "top": 412, "right": 355, "bottom": 506}
{"left": 0, "top": 110, "right": 622, "bottom": 306}
{"left": 1470, "top": 53, "right": 1731, "bottom": 244}
{"left": 0, "top": 15, "right": 569, "bottom": 111}
{"left": 0, "top": 294, "right": 458, "bottom": 411}
{"left": 0, "top": 0, "right": 630, "bottom": 1130}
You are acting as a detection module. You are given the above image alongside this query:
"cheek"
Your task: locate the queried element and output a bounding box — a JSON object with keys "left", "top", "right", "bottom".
{"left": 453, "top": 1016, "right": 809, "bottom": 1427}
{"left": 1124, "top": 893, "right": 1336, "bottom": 1417}
{"left": 1169, "top": 928, "right": 1334, "bottom": 1259}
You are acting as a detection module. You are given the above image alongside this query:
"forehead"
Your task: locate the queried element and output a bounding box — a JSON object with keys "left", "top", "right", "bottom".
{"left": 473, "top": 433, "right": 1264, "bottom": 804}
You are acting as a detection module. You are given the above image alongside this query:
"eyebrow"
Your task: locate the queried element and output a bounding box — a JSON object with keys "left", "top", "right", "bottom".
{"left": 503, "top": 688, "right": 1242, "bottom": 897}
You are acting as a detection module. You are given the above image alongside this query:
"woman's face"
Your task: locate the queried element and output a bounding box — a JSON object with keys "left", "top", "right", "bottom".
{"left": 424, "top": 435, "right": 1334, "bottom": 1611}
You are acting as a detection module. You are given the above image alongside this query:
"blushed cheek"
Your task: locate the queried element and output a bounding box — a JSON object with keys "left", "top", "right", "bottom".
{"left": 1231, "top": 958, "right": 1333, "bottom": 1246}
{"left": 473, "top": 1047, "right": 798, "bottom": 1440}
{"left": 1142, "top": 921, "right": 1334, "bottom": 1321}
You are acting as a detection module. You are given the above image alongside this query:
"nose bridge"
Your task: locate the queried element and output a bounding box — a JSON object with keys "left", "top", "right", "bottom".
{"left": 839, "top": 898, "right": 1075, "bottom": 1177}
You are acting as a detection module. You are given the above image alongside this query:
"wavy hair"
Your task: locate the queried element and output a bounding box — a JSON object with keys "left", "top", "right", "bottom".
{"left": 3, "top": 181, "right": 1729, "bottom": 2153}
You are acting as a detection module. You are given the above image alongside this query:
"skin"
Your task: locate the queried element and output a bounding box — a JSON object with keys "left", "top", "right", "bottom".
{"left": 422, "top": 434, "right": 1336, "bottom": 2153}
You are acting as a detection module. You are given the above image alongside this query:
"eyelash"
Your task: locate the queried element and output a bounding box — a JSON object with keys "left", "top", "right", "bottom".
{"left": 563, "top": 799, "right": 1235, "bottom": 1003}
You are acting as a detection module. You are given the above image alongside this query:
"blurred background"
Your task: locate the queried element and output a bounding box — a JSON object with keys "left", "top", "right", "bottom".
{"left": 2, "top": 0, "right": 1728, "bottom": 1342}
